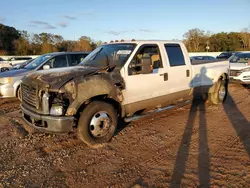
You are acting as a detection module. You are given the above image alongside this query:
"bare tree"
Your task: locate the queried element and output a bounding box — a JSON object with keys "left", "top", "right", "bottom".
{"left": 183, "top": 28, "right": 206, "bottom": 52}
{"left": 240, "top": 27, "right": 250, "bottom": 49}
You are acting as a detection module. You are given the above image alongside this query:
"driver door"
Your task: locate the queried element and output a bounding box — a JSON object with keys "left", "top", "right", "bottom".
{"left": 122, "top": 44, "right": 168, "bottom": 106}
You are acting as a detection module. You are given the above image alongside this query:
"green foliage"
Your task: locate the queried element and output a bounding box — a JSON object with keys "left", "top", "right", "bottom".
{"left": 0, "top": 24, "right": 20, "bottom": 54}
{"left": 0, "top": 24, "right": 102, "bottom": 55}
{"left": 184, "top": 28, "right": 250, "bottom": 52}
{"left": 0, "top": 23, "right": 250, "bottom": 55}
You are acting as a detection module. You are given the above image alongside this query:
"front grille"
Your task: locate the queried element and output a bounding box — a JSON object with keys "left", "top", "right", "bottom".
{"left": 230, "top": 70, "right": 241, "bottom": 77}
{"left": 21, "top": 84, "right": 37, "bottom": 108}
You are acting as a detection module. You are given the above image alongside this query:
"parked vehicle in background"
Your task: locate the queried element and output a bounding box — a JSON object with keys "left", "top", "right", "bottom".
{"left": 0, "top": 52, "right": 89, "bottom": 99}
{"left": 0, "top": 57, "right": 5, "bottom": 61}
{"left": 216, "top": 52, "right": 234, "bottom": 60}
{"left": 7, "top": 56, "right": 32, "bottom": 63}
{"left": 0, "top": 56, "right": 33, "bottom": 70}
{"left": 0, "top": 58, "right": 35, "bottom": 72}
{"left": 229, "top": 52, "right": 250, "bottom": 85}
{"left": 191, "top": 56, "right": 216, "bottom": 61}
{"left": 20, "top": 40, "right": 230, "bottom": 146}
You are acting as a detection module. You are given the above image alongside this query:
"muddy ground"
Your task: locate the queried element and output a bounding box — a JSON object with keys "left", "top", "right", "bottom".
{"left": 0, "top": 84, "right": 249, "bottom": 187}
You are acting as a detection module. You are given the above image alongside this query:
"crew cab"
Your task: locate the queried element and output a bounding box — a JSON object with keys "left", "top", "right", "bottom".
{"left": 20, "top": 40, "right": 230, "bottom": 146}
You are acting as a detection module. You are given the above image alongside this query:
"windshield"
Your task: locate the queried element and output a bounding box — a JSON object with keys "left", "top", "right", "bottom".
{"left": 24, "top": 54, "right": 52, "bottom": 69}
{"left": 229, "top": 53, "right": 250, "bottom": 63}
{"left": 80, "top": 43, "right": 136, "bottom": 69}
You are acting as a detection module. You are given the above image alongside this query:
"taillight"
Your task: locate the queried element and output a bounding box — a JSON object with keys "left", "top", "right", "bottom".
{"left": 248, "top": 60, "right": 250, "bottom": 65}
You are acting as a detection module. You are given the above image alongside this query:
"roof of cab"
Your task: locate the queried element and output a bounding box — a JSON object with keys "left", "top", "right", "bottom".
{"left": 102, "top": 40, "right": 183, "bottom": 46}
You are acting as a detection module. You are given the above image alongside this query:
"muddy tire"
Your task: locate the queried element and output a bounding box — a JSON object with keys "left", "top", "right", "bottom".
{"left": 77, "top": 101, "right": 118, "bottom": 146}
{"left": 208, "top": 79, "right": 227, "bottom": 105}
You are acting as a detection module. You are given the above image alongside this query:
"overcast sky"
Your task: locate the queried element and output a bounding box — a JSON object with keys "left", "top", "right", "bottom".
{"left": 1, "top": 0, "right": 250, "bottom": 41}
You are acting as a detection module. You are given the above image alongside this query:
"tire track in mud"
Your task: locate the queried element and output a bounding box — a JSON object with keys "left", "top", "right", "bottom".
{"left": 115, "top": 107, "right": 202, "bottom": 173}
{"left": 116, "top": 85, "right": 249, "bottom": 184}
{"left": 0, "top": 85, "right": 249, "bottom": 187}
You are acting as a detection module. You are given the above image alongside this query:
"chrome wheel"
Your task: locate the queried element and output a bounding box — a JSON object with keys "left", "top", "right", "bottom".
{"left": 89, "top": 111, "right": 112, "bottom": 138}
{"left": 219, "top": 85, "right": 226, "bottom": 101}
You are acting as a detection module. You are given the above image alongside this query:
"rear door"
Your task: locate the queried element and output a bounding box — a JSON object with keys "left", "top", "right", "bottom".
{"left": 163, "top": 43, "right": 192, "bottom": 94}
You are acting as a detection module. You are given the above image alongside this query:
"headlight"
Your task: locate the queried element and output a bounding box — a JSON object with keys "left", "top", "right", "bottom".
{"left": 49, "top": 93, "right": 69, "bottom": 116}
{"left": 0, "top": 77, "right": 12, "bottom": 84}
{"left": 242, "top": 68, "right": 250, "bottom": 72}
{"left": 50, "top": 104, "right": 64, "bottom": 116}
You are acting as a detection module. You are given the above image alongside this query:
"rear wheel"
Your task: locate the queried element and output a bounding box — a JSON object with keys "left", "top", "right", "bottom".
{"left": 208, "top": 79, "right": 227, "bottom": 105}
{"left": 77, "top": 101, "right": 118, "bottom": 146}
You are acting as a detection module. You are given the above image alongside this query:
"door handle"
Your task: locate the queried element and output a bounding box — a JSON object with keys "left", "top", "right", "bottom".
{"left": 160, "top": 73, "right": 168, "bottom": 81}
{"left": 186, "top": 70, "right": 190, "bottom": 77}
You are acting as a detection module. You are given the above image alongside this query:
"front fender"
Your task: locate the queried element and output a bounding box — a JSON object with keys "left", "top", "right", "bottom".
{"left": 64, "top": 74, "right": 122, "bottom": 116}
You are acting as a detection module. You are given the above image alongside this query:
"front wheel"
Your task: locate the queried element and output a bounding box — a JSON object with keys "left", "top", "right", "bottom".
{"left": 208, "top": 79, "right": 228, "bottom": 105}
{"left": 77, "top": 101, "right": 118, "bottom": 146}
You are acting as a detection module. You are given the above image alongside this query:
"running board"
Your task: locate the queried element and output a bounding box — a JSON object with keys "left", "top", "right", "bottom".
{"left": 124, "top": 100, "right": 191, "bottom": 123}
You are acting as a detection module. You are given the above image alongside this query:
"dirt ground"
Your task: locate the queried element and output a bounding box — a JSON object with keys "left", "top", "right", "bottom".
{"left": 0, "top": 84, "right": 249, "bottom": 187}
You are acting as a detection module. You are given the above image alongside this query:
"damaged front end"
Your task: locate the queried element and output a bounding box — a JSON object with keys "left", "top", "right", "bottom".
{"left": 60, "top": 70, "right": 125, "bottom": 116}
{"left": 20, "top": 66, "right": 125, "bottom": 133}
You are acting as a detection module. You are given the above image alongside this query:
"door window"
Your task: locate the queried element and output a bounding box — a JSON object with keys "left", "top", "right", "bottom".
{"left": 165, "top": 44, "right": 186, "bottom": 66}
{"left": 129, "top": 44, "right": 162, "bottom": 75}
{"left": 45, "top": 55, "right": 68, "bottom": 68}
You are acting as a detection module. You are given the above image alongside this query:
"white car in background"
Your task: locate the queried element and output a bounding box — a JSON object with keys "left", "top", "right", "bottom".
{"left": 229, "top": 52, "right": 250, "bottom": 86}
{"left": 0, "top": 56, "right": 33, "bottom": 70}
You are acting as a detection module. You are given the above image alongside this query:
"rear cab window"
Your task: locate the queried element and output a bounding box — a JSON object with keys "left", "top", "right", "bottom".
{"left": 164, "top": 44, "right": 186, "bottom": 66}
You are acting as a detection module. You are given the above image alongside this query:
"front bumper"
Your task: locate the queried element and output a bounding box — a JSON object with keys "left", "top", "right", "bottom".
{"left": 229, "top": 71, "right": 250, "bottom": 85}
{"left": 21, "top": 105, "right": 74, "bottom": 133}
{"left": 0, "top": 84, "right": 15, "bottom": 98}
{"left": 229, "top": 78, "right": 246, "bottom": 84}
{"left": 230, "top": 77, "right": 250, "bottom": 84}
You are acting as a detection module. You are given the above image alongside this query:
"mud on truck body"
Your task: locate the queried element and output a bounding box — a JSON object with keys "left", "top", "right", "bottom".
{"left": 20, "top": 40, "right": 230, "bottom": 146}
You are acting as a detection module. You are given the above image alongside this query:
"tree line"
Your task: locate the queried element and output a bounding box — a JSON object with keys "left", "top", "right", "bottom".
{"left": 183, "top": 28, "right": 250, "bottom": 52}
{"left": 0, "top": 23, "right": 250, "bottom": 55}
{"left": 0, "top": 24, "right": 102, "bottom": 55}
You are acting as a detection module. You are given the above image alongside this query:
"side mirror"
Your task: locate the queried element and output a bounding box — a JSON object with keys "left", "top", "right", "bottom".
{"left": 43, "top": 65, "right": 50, "bottom": 70}
{"left": 140, "top": 57, "right": 153, "bottom": 74}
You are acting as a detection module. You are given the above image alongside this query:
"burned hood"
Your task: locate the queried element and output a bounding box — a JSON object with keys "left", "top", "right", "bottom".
{"left": 22, "top": 66, "right": 99, "bottom": 91}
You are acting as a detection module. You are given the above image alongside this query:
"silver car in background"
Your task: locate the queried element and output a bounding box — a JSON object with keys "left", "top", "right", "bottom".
{"left": 0, "top": 52, "right": 89, "bottom": 99}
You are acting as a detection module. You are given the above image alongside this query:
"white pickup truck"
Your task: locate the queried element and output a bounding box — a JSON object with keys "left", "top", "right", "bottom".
{"left": 20, "top": 40, "right": 230, "bottom": 146}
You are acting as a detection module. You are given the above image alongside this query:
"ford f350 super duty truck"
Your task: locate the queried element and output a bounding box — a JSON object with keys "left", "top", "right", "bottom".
{"left": 20, "top": 40, "right": 230, "bottom": 146}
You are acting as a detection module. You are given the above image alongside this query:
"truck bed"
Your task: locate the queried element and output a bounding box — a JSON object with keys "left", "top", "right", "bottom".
{"left": 191, "top": 59, "right": 226, "bottom": 65}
